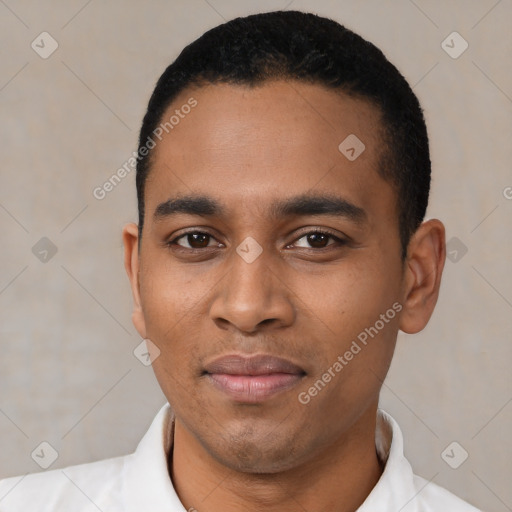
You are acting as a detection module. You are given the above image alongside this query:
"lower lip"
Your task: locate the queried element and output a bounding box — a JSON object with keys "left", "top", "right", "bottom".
{"left": 207, "top": 373, "right": 303, "bottom": 403}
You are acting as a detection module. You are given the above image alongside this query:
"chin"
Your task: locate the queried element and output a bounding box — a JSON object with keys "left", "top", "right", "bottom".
{"left": 207, "top": 436, "right": 304, "bottom": 475}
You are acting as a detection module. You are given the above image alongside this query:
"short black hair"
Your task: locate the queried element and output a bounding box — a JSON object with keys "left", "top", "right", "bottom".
{"left": 136, "top": 10, "right": 431, "bottom": 260}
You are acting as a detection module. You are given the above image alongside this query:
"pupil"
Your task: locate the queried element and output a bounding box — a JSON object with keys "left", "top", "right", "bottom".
{"left": 190, "top": 233, "right": 209, "bottom": 247}
{"left": 308, "top": 233, "right": 328, "bottom": 248}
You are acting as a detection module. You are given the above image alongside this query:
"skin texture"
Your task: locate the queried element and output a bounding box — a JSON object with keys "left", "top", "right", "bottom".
{"left": 123, "top": 81, "right": 446, "bottom": 512}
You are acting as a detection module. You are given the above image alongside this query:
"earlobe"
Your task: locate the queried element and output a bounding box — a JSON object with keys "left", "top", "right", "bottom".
{"left": 398, "top": 219, "right": 446, "bottom": 334}
{"left": 122, "top": 223, "right": 147, "bottom": 338}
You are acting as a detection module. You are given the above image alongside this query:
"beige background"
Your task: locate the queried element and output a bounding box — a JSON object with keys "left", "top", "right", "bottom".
{"left": 0, "top": 1, "right": 511, "bottom": 511}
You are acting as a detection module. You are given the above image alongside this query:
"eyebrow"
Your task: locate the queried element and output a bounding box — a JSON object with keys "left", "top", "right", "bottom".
{"left": 153, "top": 193, "right": 367, "bottom": 224}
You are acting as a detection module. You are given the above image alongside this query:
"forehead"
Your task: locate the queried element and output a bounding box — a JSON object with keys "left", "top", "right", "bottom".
{"left": 145, "top": 81, "right": 395, "bottom": 225}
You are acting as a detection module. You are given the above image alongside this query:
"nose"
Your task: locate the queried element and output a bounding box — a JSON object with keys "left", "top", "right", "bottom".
{"left": 209, "top": 247, "right": 295, "bottom": 334}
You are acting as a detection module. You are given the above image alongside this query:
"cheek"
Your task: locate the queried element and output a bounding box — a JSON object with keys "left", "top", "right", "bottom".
{"left": 139, "top": 256, "right": 202, "bottom": 328}
{"left": 293, "top": 258, "right": 400, "bottom": 398}
{"left": 299, "top": 259, "right": 395, "bottom": 335}
{"left": 139, "top": 267, "right": 205, "bottom": 380}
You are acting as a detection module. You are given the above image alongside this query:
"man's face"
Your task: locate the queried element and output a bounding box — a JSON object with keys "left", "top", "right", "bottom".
{"left": 130, "top": 81, "right": 406, "bottom": 473}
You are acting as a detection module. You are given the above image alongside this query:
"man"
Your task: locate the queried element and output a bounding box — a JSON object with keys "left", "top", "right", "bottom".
{"left": 0, "top": 10, "right": 481, "bottom": 512}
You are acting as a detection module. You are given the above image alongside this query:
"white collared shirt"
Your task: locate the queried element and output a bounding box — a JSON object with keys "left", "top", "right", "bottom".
{"left": 0, "top": 404, "right": 481, "bottom": 511}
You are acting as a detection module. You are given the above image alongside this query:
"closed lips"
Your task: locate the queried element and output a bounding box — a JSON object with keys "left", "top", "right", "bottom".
{"left": 203, "top": 354, "right": 306, "bottom": 376}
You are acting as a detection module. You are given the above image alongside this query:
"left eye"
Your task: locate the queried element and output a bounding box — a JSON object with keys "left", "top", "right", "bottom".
{"left": 291, "top": 231, "right": 343, "bottom": 249}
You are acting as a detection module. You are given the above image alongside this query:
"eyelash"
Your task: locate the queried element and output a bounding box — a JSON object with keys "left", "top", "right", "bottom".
{"left": 166, "top": 229, "right": 347, "bottom": 251}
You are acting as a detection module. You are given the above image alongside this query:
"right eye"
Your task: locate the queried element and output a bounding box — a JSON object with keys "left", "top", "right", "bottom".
{"left": 167, "top": 231, "right": 222, "bottom": 250}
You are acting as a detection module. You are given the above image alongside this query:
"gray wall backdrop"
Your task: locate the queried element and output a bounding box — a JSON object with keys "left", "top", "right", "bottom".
{"left": 1, "top": 1, "right": 511, "bottom": 511}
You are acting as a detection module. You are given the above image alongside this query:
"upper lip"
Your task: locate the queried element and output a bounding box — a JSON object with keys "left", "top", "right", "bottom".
{"left": 204, "top": 354, "right": 306, "bottom": 376}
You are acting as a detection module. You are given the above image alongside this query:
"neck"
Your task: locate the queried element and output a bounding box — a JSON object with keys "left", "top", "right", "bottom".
{"left": 170, "top": 405, "right": 383, "bottom": 512}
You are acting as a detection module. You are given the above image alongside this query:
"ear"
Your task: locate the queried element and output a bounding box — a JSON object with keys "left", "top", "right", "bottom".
{"left": 399, "top": 219, "right": 446, "bottom": 334}
{"left": 122, "top": 222, "right": 147, "bottom": 339}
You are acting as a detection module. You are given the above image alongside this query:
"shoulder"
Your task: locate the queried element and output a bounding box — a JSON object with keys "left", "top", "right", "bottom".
{"left": 412, "top": 474, "right": 482, "bottom": 512}
{"left": 0, "top": 404, "right": 174, "bottom": 511}
{"left": 374, "top": 409, "right": 482, "bottom": 512}
{"left": 0, "top": 454, "right": 129, "bottom": 512}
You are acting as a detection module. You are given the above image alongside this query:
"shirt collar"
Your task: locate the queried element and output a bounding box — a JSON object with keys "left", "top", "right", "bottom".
{"left": 358, "top": 408, "right": 420, "bottom": 512}
{"left": 122, "top": 403, "right": 181, "bottom": 511}
{"left": 123, "top": 404, "right": 420, "bottom": 511}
